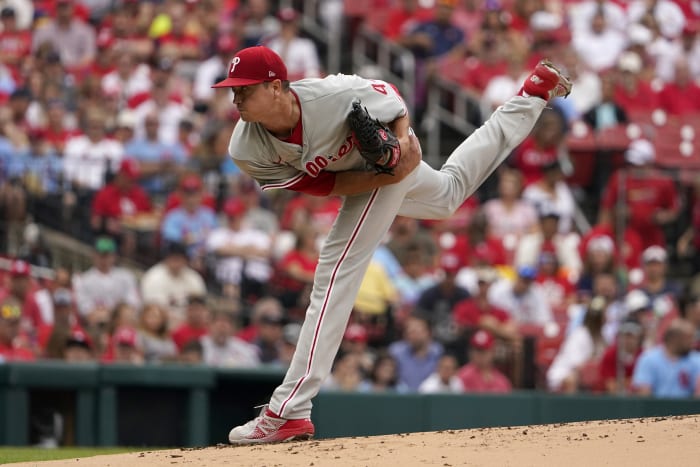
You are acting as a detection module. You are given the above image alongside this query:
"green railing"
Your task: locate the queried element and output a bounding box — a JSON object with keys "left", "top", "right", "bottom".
{"left": 1, "top": 362, "right": 699, "bottom": 446}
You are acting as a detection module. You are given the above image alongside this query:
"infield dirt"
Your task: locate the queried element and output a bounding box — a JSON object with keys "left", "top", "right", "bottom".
{"left": 11, "top": 415, "right": 700, "bottom": 466}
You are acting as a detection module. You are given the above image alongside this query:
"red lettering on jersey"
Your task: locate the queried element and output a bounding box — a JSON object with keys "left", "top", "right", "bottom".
{"left": 371, "top": 83, "right": 388, "bottom": 95}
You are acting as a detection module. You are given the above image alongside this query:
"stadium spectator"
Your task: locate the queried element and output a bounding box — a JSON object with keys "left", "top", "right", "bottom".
{"left": 105, "top": 325, "right": 144, "bottom": 364}
{"left": 201, "top": 310, "right": 260, "bottom": 367}
{"left": 547, "top": 296, "right": 607, "bottom": 393}
{"left": 0, "top": 295, "right": 35, "bottom": 361}
{"left": 514, "top": 208, "right": 582, "bottom": 280}
{"left": 0, "top": 7, "right": 31, "bottom": 82}
{"left": 572, "top": 6, "right": 627, "bottom": 73}
{"left": 575, "top": 236, "right": 618, "bottom": 296}
{"left": 631, "top": 319, "right": 700, "bottom": 397}
{"left": 509, "top": 108, "right": 567, "bottom": 186}
{"left": 237, "top": 0, "right": 281, "bottom": 48}
{"left": 193, "top": 34, "right": 239, "bottom": 107}
{"left": 40, "top": 287, "right": 78, "bottom": 357}
{"left": 558, "top": 47, "right": 602, "bottom": 117}
{"left": 100, "top": 46, "right": 151, "bottom": 106}
{"left": 582, "top": 74, "right": 628, "bottom": 131}
{"left": 171, "top": 294, "right": 211, "bottom": 352}
{"left": 353, "top": 259, "right": 398, "bottom": 344}
{"left": 483, "top": 168, "right": 538, "bottom": 251}
{"left": 635, "top": 246, "right": 683, "bottom": 304}
{"left": 655, "top": 23, "right": 700, "bottom": 82}
{"left": 206, "top": 197, "right": 273, "bottom": 302}
{"left": 160, "top": 173, "right": 218, "bottom": 266}
{"left": 627, "top": 0, "right": 687, "bottom": 40}
{"left": 535, "top": 251, "right": 576, "bottom": 313}
{"left": 62, "top": 328, "right": 93, "bottom": 362}
{"left": 481, "top": 49, "right": 528, "bottom": 114}
{"left": 522, "top": 160, "right": 577, "bottom": 234}
{"left": 453, "top": 267, "right": 519, "bottom": 342}
{"left": 0, "top": 259, "right": 45, "bottom": 331}
{"left": 132, "top": 83, "right": 190, "bottom": 146}
{"left": 391, "top": 241, "right": 438, "bottom": 309}
{"left": 418, "top": 353, "right": 464, "bottom": 393}
{"left": 322, "top": 350, "right": 364, "bottom": 392}
{"left": 599, "top": 139, "right": 680, "bottom": 250}
{"left": 339, "top": 323, "right": 375, "bottom": 375}
{"left": 457, "top": 329, "right": 511, "bottom": 393}
{"left": 389, "top": 314, "right": 444, "bottom": 390}
{"left": 32, "top": 0, "right": 96, "bottom": 71}
{"left": 157, "top": 2, "right": 201, "bottom": 61}
{"left": 270, "top": 226, "right": 318, "bottom": 314}
{"left": 357, "top": 352, "right": 407, "bottom": 393}
{"left": 598, "top": 317, "right": 644, "bottom": 394}
{"left": 265, "top": 8, "right": 321, "bottom": 81}
{"left": 488, "top": 265, "right": 554, "bottom": 327}
{"left": 73, "top": 236, "right": 141, "bottom": 324}
{"left": 415, "top": 253, "right": 470, "bottom": 353}
{"left": 569, "top": 0, "right": 627, "bottom": 36}
{"left": 657, "top": 58, "right": 700, "bottom": 116}
{"left": 381, "top": 0, "right": 434, "bottom": 40}
{"left": 90, "top": 159, "right": 152, "bottom": 254}
{"left": 130, "top": 304, "right": 172, "bottom": 363}
{"left": 613, "top": 51, "right": 662, "bottom": 117}
{"left": 62, "top": 108, "right": 124, "bottom": 192}
{"left": 140, "top": 243, "right": 207, "bottom": 326}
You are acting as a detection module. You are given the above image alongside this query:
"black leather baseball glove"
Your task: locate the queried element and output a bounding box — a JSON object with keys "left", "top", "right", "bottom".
{"left": 347, "top": 100, "right": 401, "bottom": 175}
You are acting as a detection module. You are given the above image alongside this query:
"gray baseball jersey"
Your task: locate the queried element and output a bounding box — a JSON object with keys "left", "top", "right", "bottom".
{"left": 228, "top": 73, "right": 547, "bottom": 419}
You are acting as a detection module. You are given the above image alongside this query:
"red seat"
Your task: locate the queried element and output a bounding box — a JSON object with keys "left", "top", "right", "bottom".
{"left": 654, "top": 125, "right": 700, "bottom": 169}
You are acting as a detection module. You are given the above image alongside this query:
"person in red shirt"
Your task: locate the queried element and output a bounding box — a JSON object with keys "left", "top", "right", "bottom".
{"left": 0, "top": 296, "right": 35, "bottom": 361}
{"left": 382, "top": 0, "right": 434, "bottom": 40}
{"left": 457, "top": 329, "right": 512, "bottom": 393}
{"left": 453, "top": 267, "right": 520, "bottom": 344}
{"left": 0, "top": 7, "right": 31, "bottom": 83}
{"left": 598, "top": 317, "right": 644, "bottom": 394}
{"left": 657, "top": 58, "right": 700, "bottom": 116}
{"left": 0, "top": 259, "right": 43, "bottom": 333}
{"left": 91, "top": 159, "right": 152, "bottom": 255}
{"left": 40, "top": 99, "right": 81, "bottom": 155}
{"left": 613, "top": 51, "right": 661, "bottom": 117}
{"left": 157, "top": 2, "right": 202, "bottom": 61}
{"left": 599, "top": 139, "right": 680, "bottom": 249}
{"left": 580, "top": 207, "right": 644, "bottom": 272}
{"left": 162, "top": 174, "right": 217, "bottom": 214}
{"left": 271, "top": 226, "right": 319, "bottom": 316}
{"left": 171, "top": 294, "right": 211, "bottom": 351}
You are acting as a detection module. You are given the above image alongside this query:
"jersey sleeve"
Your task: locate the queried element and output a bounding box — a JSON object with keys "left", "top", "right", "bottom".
{"left": 348, "top": 77, "right": 407, "bottom": 124}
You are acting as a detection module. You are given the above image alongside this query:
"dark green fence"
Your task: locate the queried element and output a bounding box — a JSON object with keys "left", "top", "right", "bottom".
{"left": 1, "top": 362, "right": 699, "bottom": 446}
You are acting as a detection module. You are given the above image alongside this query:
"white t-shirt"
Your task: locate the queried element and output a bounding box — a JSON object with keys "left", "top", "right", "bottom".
{"left": 266, "top": 37, "right": 321, "bottom": 80}
{"left": 63, "top": 135, "right": 124, "bottom": 190}
{"left": 487, "top": 279, "right": 554, "bottom": 326}
{"left": 418, "top": 373, "right": 465, "bottom": 394}
{"left": 522, "top": 181, "right": 577, "bottom": 234}
{"left": 200, "top": 335, "right": 260, "bottom": 368}
{"left": 205, "top": 226, "right": 273, "bottom": 284}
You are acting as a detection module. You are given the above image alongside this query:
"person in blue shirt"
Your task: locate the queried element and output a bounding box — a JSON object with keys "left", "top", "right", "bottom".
{"left": 20, "top": 131, "right": 64, "bottom": 196}
{"left": 125, "top": 111, "right": 188, "bottom": 200}
{"left": 160, "top": 173, "right": 218, "bottom": 268}
{"left": 632, "top": 319, "right": 700, "bottom": 398}
{"left": 388, "top": 314, "right": 444, "bottom": 391}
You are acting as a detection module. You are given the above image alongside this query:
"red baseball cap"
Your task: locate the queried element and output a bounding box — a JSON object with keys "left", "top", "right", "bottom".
{"left": 212, "top": 46, "right": 287, "bottom": 88}
{"left": 223, "top": 198, "right": 246, "bottom": 217}
{"left": 343, "top": 323, "right": 368, "bottom": 343}
{"left": 470, "top": 330, "right": 495, "bottom": 350}
{"left": 118, "top": 159, "right": 139, "bottom": 180}
{"left": 10, "top": 259, "right": 31, "bottom": 277}
{"left": 114, "top": 326, "right": 138, "bottom": 347}
{"left": 180, "top": 174, "right": 203, "bottom": 191}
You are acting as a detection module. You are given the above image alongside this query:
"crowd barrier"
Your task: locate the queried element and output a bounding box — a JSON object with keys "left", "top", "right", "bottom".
{"left": 1, "top": 362, "right": 699, "bottom": 447}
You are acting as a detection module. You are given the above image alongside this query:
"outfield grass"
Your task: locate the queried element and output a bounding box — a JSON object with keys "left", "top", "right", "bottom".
{"left": 0, "top": 447, "right": 141, "bottom": 464}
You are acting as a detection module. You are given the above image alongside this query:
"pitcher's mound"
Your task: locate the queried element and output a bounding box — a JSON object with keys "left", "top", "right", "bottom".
{"left": 13, "top": 415, "right": 700, "bottom": 466}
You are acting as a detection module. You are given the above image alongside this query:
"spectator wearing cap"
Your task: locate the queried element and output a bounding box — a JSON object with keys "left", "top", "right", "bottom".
{"left": 454, "top": 267, "right": 520, "bottom": 343}
{"left": 575, "top": 235, "right": 618, "bottom": 296}
{"left": 73, "top": 236, "right": 141, "bottom": 323}
{"left": 547, "top": 296, "right": 607, "bottom": 393}
{"left": 0, "top": 296, "right": 35, "bottom": 361}
{"left": 91, "top": 159, "right": 153, "bottom": 255}
{"left": 63, "top": 328, "right": 93, "bottom": 362}
{"left": 340, "top": 322, "right": 375, "bottom": 375}
{"left": 418, "top": 354, "right": 465, "bottom": 393}
{"left": 599, "top": 139, "right": 680, "bottom": 250}
{"left": 140, "top": 243, "right": 207, "bottom": 327}
{"left": 104, "top": 325, "right": 144, "bottom": 364}
{"left": 156, "top": 1, "right": 202, "bottom": 61}
{"left": 32, "top": 0, "right": 96, "bottom": 71}
{"left": 457, "top": 329, "right": 511, "bottom": 393}
{"left": 163, "top": 173, "right": 217, "bottom": 214}
{"left": 171, "top": 294, "right": 210, "bottom": 351}
{"left": 251, "top": 308, "right": 286, "bottom": 364}
{"left": 515, "top": 207, "right": 582, "bottom": 281}
{"left": 632, "top": 319, "right": 700, "bottom": 397}
{"left": 201, "top": 310, "right": 260, "bottom": 367}
{"left": 0, "top": 259, "right": 43, "bottom": 331}
{"left": 598, "top": 316, "right": 644, "bottom": 394}
{"left": 612, "top": 51, "right": 662, "bottom": 116}
{"left": 38, "top": 287, "right": 79, "bottom": 356}
{"left": 415, "top": 253, "right": 471, "bottom": 354}
{"left": 193, "top": 34, "right": 239, "bottom": 105}
{"left": 536, "top": 251, "right": 576, "bottom": 313}
{"left": 264, "top": 8, "right": 321, "bottom": 81}
{"left": 488, "top": 265, "right": 554, "bottom": 328}
{"left": 205, "top": 197, "right": 273, "bottom": 302}
{"left": 522, "top": 158, "right": 577, "bottom": 235}
{"left": 236, "top": 0, "right": 281, "bottom": 48}
{"left": 0, "top": 6, "right": 32, "bottom": 81}
{"left": 161, "top": 173, "right": 218, "bottom": 266}
{"left": 389, "top": 314, "right": 444, "bottom": 391}
{"left": 63, "top": 108, "right": 124, "bottom": 192}
{"left": 636, "top": 245, "right": 682, "bottom": 303}
{"left": 656, "top": 23, "right": 700, "bottom": 82}
{"left": 123, "top": 110, "right": 188, "bottom": 200}
{"left": 100, "top": 47, "right": 152, "bottom": 106}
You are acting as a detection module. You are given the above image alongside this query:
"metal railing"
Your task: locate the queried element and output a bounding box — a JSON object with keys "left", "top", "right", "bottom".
{"left": 351, "top": 26, "right": 417, "bottom": 119}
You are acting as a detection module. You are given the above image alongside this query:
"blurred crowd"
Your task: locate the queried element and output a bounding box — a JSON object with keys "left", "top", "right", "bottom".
{"left": 1, "top": 0, "right": 700, "bottom": 399}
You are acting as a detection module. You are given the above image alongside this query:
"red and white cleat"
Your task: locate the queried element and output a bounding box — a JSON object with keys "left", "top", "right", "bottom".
{"left": 228, "top": 408, "right": 315, "bottom": 445}
{"left": 520, "top": 60, "right": 573, "bottom": 101}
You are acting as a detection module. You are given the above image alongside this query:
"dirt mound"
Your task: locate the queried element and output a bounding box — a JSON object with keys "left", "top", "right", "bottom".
{"left": 13, "top": 415, "right": 700, "bottom": 466}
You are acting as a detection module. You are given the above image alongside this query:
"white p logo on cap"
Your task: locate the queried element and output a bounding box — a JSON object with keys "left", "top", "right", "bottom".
{"left": 229, "top": 56, "right": 241, "bottom": 75}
